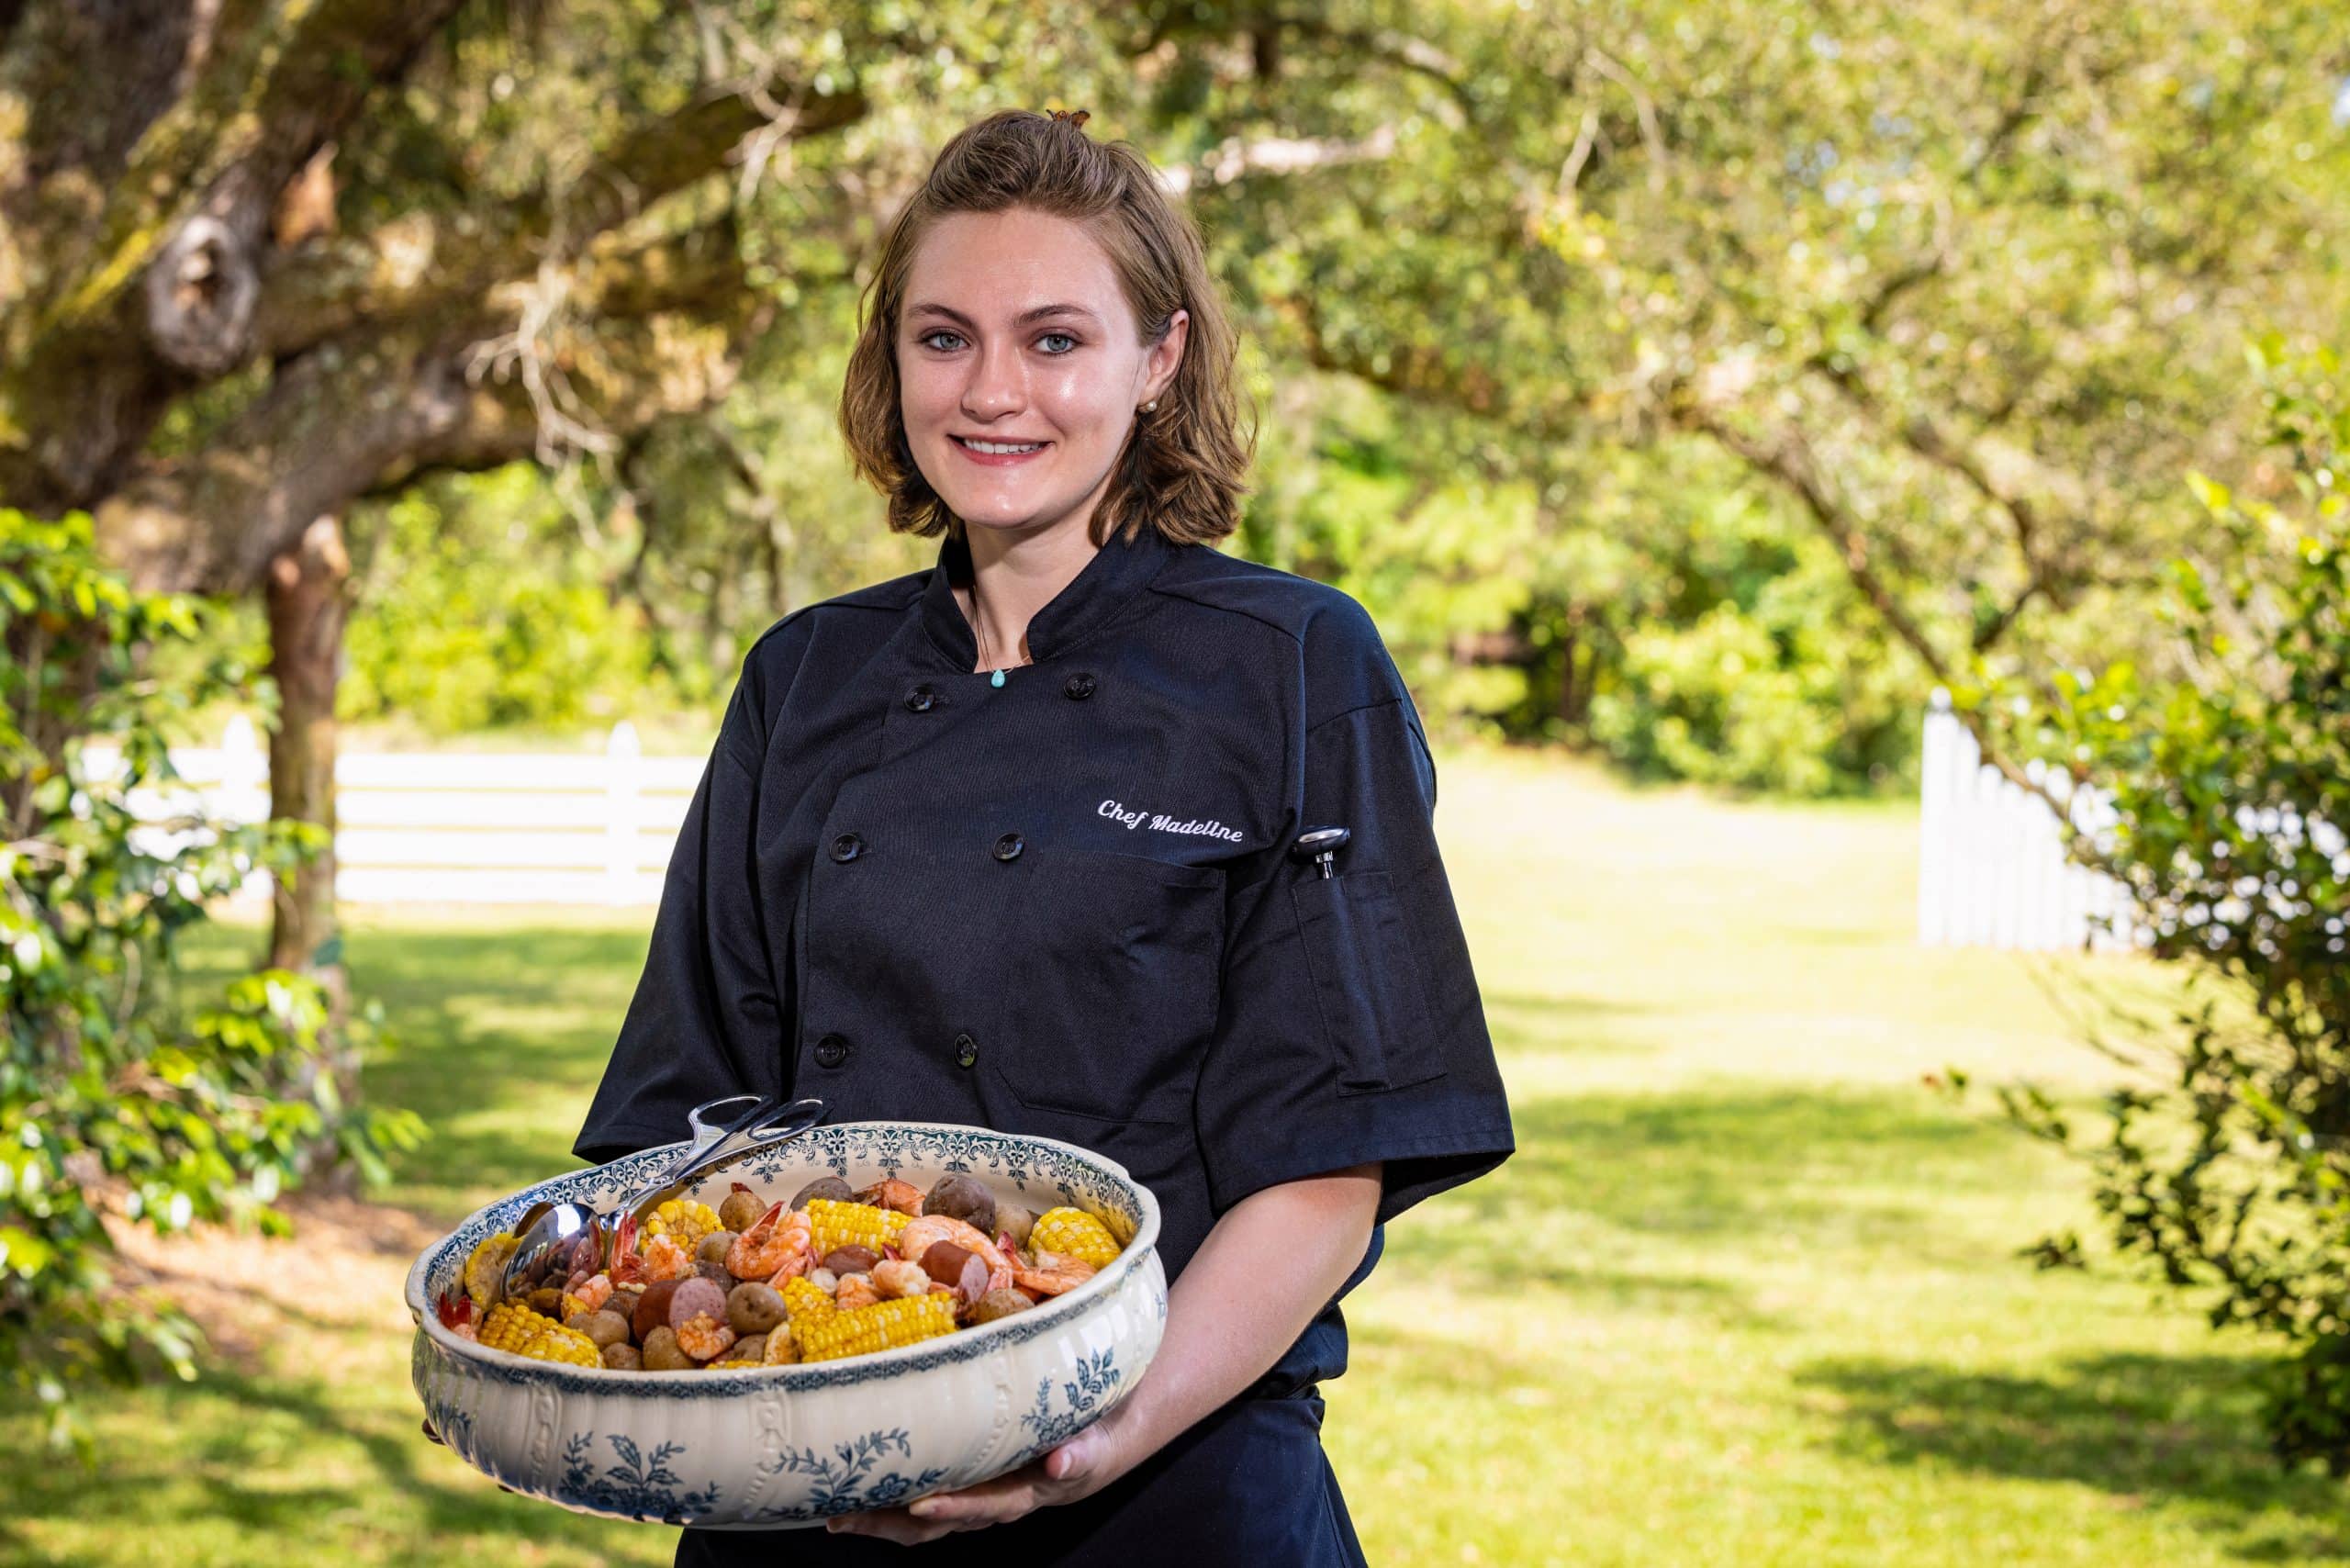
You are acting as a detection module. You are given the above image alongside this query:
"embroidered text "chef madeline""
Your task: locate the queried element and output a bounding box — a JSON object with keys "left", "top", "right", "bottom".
{"left": 1098, "top": 799, "right": 1245, "bottom": 843}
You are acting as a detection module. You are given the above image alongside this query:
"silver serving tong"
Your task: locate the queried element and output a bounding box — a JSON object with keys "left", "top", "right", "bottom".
{"left": 499, "top": 1093, "right": 825, "bottom": 1302}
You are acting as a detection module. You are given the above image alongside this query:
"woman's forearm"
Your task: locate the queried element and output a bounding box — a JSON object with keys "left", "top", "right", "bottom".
{"left": 1106, "top": 1161, "right": 1382, "bottom": 1462}
{"left": 845, "top": 1165, "right": 1387, "bottom": 1540}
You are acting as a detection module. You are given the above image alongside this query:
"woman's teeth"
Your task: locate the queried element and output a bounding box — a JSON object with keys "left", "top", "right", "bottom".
{"left": 959, "top": 439, "right": 1045, "bottom": 454}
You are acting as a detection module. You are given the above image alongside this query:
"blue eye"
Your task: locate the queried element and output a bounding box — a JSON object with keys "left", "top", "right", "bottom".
{"left": 913, "top": 328, "right": 1080, "bottom": 353}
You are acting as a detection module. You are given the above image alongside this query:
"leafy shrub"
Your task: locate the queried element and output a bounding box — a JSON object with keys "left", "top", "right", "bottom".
{"left": 1963, "top": 342, "right": 2350, "bottom": 1470}
{"left": 0, "top": 510, "right": 423, "bottom": 1450}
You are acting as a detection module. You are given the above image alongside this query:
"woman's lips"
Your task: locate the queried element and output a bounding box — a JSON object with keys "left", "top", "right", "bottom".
{"left": 951, "top": 435, "right": 1051, "bottom": 467}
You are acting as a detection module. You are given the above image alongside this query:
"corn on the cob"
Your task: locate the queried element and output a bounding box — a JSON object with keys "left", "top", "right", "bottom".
{"left": 641, "top": 1198, "right": 722, "bottom": 1249}
{"left": 463, "top": 1232, "right": 520, "bottom": 1308}
{"left": 1028, "top": 1207, "right": 1120, "bottom": 1268}
{"left": 781, "top": 1275, "right": 837, "bottom": 1322}
{"left": 806, "top": 1198, "right": 909, "bottom": 1258}
{"left": 795, "top": 1294, "right": 957, "bottom": 1362}
{"left": 476, "top": 1302, "right": 603, "bottom": 1367}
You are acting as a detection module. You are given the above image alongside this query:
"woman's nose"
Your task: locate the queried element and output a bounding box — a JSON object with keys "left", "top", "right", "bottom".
{"left": 960, "top": 339, "right": 1025, "bottom": 418}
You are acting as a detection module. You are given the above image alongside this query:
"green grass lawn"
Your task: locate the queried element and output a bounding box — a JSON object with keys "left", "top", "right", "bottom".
{"left": 10, "top": 743, "right": 2345, "bottom": 1566}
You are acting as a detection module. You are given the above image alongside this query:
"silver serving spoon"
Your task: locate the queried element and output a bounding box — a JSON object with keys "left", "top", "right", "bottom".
{"left": 499, "top": 1093, "right": 825, "bottom": 1303}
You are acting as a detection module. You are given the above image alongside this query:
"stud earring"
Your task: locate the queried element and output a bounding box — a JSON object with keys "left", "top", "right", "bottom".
{"left": 1140, "top": 398, "right": 1158, "bottom": 412}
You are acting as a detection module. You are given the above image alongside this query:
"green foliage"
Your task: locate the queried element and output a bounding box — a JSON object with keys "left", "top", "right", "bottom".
{"left": 1967, "top": 341, "right": 2350, "bottom": 1471}
{"left": 1574, "top": 483, "right": 1920, "bottom": 795}
{"left": 0, "top": 511, "right": 424, "bottom": 1452}
{"left": 155, "top": 0, "right": 2350, "bottom": 797}
{"left": 340, "top": 470, "right": 659, "bottom": 733}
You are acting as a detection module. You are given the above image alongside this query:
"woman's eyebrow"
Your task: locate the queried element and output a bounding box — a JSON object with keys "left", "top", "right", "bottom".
{"left": 906, "top": 301, "right": 1102, "bottom": 329}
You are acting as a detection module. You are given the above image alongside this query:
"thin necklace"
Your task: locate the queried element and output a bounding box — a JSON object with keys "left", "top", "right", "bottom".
{"left": 968, "top": 568, "right": 1031, "bottom": 689}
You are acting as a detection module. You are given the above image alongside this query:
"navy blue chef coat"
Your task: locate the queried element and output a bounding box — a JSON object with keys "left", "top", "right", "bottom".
{"left": 574, "top": 518, "right": 1515, "bottom": 1563}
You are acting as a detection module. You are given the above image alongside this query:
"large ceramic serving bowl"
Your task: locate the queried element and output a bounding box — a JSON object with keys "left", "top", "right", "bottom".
{"left": 404, "top": 1121, "right": 1167, "bottom": 1529}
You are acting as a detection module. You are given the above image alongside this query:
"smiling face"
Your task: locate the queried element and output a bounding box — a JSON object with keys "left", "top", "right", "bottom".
{"left": 896, "top": 207, "right": 1187, "bottom": 543}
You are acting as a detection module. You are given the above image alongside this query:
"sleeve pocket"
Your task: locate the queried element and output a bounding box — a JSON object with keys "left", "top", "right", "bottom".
{"left": 1289, "top": 869, "right": 1447, "bottom": 1094}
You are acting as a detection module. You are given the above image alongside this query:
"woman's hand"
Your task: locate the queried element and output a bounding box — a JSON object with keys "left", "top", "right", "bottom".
{"left": 822, "top": 1405, "right": 1135, "bottom": 1545}
{"left": 822, "top": 1162, "right": 1382, "bottom": 1545}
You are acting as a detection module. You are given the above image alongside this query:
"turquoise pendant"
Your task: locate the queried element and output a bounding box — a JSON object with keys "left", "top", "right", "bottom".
{"left": 990, "top": 667, "right": 1006, "bottom": 688}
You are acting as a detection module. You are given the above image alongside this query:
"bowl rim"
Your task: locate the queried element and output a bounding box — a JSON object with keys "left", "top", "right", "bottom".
{"left": 404, "top": 1119, "right": 1163, "bottom": 1394}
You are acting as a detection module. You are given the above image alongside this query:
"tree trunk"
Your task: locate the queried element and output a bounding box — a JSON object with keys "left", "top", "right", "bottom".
{"left": 263, "top": 512, "right": 357, "bottom": 1188}
{"left": 1555, "top": 622, "right": 1586, "bottom": 729}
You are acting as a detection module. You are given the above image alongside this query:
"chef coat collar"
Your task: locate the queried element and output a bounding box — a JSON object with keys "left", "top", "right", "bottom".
{"left": 919, "top": 517, "right": 1174, "bottom": 669}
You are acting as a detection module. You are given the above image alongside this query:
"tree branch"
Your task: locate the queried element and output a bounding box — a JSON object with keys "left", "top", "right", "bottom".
{"left": 1272, "top": 15, "right": 1477, "bottom": 121}
{"left": 0, "top": 0, "right": 470, "bottom": 511}
{"left": 1673, "top": 399, "right": 1952, "bottom": 683}
{"left": 253, "top": 79, "right": 867, "bottom": 362}
{"left": 1670, "top": 395, "right": 2070, "bottom": 800}
{"left": 91, "top": 215, "right": 779, "bottom": 595}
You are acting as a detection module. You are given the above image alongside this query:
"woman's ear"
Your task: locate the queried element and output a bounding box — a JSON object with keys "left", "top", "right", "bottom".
{"left": 1144, "top": 308, "right": 1190, "bottom": 406}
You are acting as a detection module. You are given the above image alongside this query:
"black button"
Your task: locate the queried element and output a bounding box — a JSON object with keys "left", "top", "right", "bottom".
{"left": 812, "top": 1034, "right": 849, "bottom": 1069}
{"left": 906, "top": 685, "right": 938, "bottom": 713}
{"left": 954, "top": 1033, "right": 979, "bottom": 1069}
{"left": 830, "top": 833, "right": 865, "bottom": 863}
{"left": 1063, "top": 672, "right": 1096, "bottom": 700}
{"left": 992, "top": 832, "right": 1024, "bottom": 861}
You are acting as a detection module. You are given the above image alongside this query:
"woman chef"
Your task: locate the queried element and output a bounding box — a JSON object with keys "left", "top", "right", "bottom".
{"left": 573, "top": 106, "right": 1516, "bottom": 1565}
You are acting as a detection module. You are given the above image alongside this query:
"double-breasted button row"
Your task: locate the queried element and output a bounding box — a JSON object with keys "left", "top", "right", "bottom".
{"left": 828, "top": 831, "right": 1036, "bottom": 862}
{"left": 905, "top": 674, "right": 1091, "bottom": 709}
{"left": 810, "top": 1031, "right": 975, "bottom": 1070}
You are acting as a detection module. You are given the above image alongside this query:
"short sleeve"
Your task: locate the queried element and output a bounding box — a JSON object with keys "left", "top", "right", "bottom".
{"left": 571, "top": 641, "right": 788, "bottom": 1167}
{"left": 1192, "top": 615, "right": 1516, "bottom": 1226}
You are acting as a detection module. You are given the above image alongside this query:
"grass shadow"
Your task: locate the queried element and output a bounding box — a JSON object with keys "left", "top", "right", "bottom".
{"left": 0, "top": 1363, "right": 674, "bottom": 1563}
{"left": 1380, "top": 1081, "right": 2046, "bottom": 1334}
{"left": 1798, "top": 1350, "right": 2350, "bottom": 1562}
{"left": 1397, "top": 1081, "right": 2037, "bottom": 1249}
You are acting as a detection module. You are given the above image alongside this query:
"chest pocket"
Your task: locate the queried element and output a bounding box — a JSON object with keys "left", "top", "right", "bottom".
{"left": 989, "top": 846, "right": 1225, "bottom": 1126}
{"left": 1289, "top": 869, "right": 1445, "bottom": 1094}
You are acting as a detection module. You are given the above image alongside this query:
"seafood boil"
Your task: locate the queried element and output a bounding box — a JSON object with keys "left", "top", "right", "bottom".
{"left": 431, "top": 1172, "right": 1127, "bottom": 1372}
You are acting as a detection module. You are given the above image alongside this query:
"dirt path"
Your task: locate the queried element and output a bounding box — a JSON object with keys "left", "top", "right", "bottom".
{"left": 107, "top": 1192, "right": 444, "bottom": 1363}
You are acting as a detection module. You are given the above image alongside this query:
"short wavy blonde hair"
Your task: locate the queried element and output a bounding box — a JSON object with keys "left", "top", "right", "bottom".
{"left": 838, "top": 108, "right": 1255, "bottom": 547}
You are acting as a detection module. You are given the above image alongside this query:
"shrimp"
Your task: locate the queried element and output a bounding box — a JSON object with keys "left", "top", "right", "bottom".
{"left": 725, "top": 1201, "right": 813, "bottom": 1282}
{"left": 1012, "top": 1249, "right": 1097, "bottom": 1298}
{"left": 609, "top": 1214, "right": 650, "bottom": 1286}
{"left": 834, "top": 1272, "right": 882, "bottom": 1310}
{"left": 988, "top": 1234, "right": 1018, "bottom": 1296}
{"left": 871, "top": 1259, "right": 932, "bottom": 1299}
{"left": 899, "top": 1215, "right": 1008, "bottom": 1272}
{"left": 640, "top": 1232, "right": 694, "bottom": 1282}
{"left": 568, "top": 1272, "right": 614, "bottom": 1314}
{"left": 676, "top": 1312, "right": 738, "bottom": 1361}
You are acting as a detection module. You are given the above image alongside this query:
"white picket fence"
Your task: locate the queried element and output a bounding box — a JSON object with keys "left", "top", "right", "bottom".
{"left": 76, "top": 700, "right": 2163, "bottom": 937}
{"left": 86, "top": 716, "right": 705, "bottom": 905}
{"left": 1916, "top": 691, "right": 2134, "bottom": 951}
